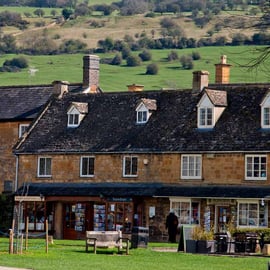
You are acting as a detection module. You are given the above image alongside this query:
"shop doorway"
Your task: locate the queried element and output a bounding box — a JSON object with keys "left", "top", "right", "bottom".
{"left": 216, "top": 206, "right": 230, "bottom": 232}
{"left": 63, "top": 202, "right": 92, "bottom": 239}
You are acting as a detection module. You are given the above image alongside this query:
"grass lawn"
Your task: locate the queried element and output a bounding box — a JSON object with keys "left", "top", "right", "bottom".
{"left": 0, "top": 238, "right": 269, "bottom": 270}
{"left": 0, "top": 46, "right": 269, "bottom": 92}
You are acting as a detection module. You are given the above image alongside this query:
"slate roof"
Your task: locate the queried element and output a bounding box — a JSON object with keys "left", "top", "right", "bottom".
{"left": 15, "top": 182, "right": 270, "bottom": 199}
{"left": 13, "top": 86, "right": 270, "bottom": 153}
{"left": 0, "top": 84, "right": 81, "bottom": 121}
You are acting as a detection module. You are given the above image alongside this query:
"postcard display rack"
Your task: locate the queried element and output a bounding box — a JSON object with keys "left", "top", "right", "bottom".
{"left": 74, "top": 203, "right": 86, "bottom": 232}
{"left": 93, "top": 204, "right": 106, "bottom": 231}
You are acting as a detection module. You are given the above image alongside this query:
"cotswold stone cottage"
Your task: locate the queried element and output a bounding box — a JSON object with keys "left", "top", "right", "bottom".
{"left": 10, "top": 55, "right": 270, "bottom": 240}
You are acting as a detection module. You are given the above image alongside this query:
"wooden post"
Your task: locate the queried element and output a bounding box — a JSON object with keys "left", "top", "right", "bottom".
{"left": 9, "top": 229, "right": 13, "bottom": 254}
{"left": 45, "top": 219, "right": 49, "bottom": 253}
{"left": 20, "top": 234, "right": 24, "bottom": 255}
{"left": 25, "top": 216, "right": 29, "bottom": 250}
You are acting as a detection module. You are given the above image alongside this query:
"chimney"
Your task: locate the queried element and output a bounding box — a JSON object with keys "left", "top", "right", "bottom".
{"left": 52, "top": 80, "right": 69, "bottom": 98}
{"left": 83, "top": 55, "right": 100, "bottom": 92}
{"left": 215, "top": 55, "right": 232, "bottom": 84}
{"left": 192, "top": 70, "right": 209, "bottom": 93}
{"left": 127, "top": 83, "right": 144, "bottom": 92}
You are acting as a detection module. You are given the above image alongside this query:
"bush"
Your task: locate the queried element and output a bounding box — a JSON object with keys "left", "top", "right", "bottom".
{"left": 146, "top": 63, "right": 158, "bottom": 75}
{"left": 168, "top": 50, "right": 179, "bottom": 61}
{"left": 126, "top": 55, "right": 141, "bottom": 67}
{"left": 191, "top": 51, "right": 201, "bottom": 60}
{"left": 138, "top": 50, "right": 152, "bottom": 61}
{"left": 180, "top": 55, "right": 194, "bottom": 69}
{"left": 111, "top": 53, "right": 122, "bottom": 65}
{"left": 0, "top": 56, "right": 28, "bottom": 72}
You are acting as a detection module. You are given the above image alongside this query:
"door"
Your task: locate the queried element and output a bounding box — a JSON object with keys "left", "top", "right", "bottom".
{"left": 217, "top": 206, "right": 230, "bottom": 232}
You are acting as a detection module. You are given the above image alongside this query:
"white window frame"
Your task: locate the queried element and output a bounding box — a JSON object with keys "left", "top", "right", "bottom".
{"left": 123, "top": 156, "right": 138, "bottom": 177}
{"left": 198, "top": 107, "right": 213, "bottom": 128}
{"left": 237, "top": 200, "right": 268, "bottom": 228}
{"left": 170, "top": 198, "right": 200, "bottom": 225}
{"left": 80, "top": 156, "right": 95, "bottom": 177}
{"left": 68, "top": 112, "right": 79, "bottom": 127}
{"left": 137, "top": 110, "right": 148, "bottom": 124}
{"left": 19, "top": 124, "right": 29, "bottom": 138}
{"left": 245, "top": 155, "right": 267, "bottom": 180}
{"left": 37, "top": 157, "right": 52, "bottom": 177}
{"left": 181, "top": 155, "right": 202, "bottom": 179}
{"left": 262, "top": 107, "right": 270, "bottom": 128}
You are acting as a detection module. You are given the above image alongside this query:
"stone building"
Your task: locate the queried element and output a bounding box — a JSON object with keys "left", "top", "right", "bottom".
{"left": 9, "top": 55, "right": 270, "bottom": 240}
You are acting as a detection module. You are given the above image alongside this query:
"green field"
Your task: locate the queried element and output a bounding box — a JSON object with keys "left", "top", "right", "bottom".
{"left": 0, "top": 238, "right": 269, "bottom": 270}
{"left": 0, "top": 46, "right": 269, "bottom": 92}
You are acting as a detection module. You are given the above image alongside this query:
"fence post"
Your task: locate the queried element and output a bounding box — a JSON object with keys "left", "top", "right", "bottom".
{"left": 45, "top": 219, "right": 49, "bottom": 254}
{"left": 25, "top": 216, "right": 29, "bottom": 250}
{"left": 9, "top": 229, "right": 13, "bottom": 254}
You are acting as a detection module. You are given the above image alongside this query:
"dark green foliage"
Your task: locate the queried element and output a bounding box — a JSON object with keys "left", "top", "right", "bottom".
{"left": 167, "top": 50, "right": 179, "bottom": 61}
{"left": 62, "top": 8, "right": 73, "bottom": 20}
{"left": 0, "top": 194, "right": 13, "bottom": 232}
{"left": 0, "top": 11, "right": 29, "bottom": 29}
{"left": 111, "top": 53, "right": 122, "bottom": 65}
{"left": 180, "top": 55, "right": 194, "bottom": 70}
{"left": 146, "top": 63, "right": 158, "bottom": 75}
{"left": 139, "top": 50, "right": 152, "bottom": 61}
{"left": 59, "top": 39, "right": 87, "bottom": 53}
{"left": 0, "top": 56, "right": 28, "bottom": 72}
{"left": 191, "top": 51, "right": 201, "bottom": 60}
{"left": 126, "top": 55, "right": 141, "bottom": 67}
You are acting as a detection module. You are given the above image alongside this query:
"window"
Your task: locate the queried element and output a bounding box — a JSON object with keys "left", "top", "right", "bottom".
{"left": 80, "top": 156, "right": 95, "bottom": 177}
{"left": 137, "top": 110, "right": 148, "bottom": 124}
{"left": 245, "top": 155, "right": 267, "bottom": 180}
{"left": 68, "top": 113, "right": 79, "bottom": 127}
{"left": 199, "top": 107, "right": 213, "bottom": 128}
{"left": 262, "top": 107, "right": 270, "bottom": 127}
{"left": 19, "top": 124, "right": 29, "bottom": 138}
{"left": 123, "top": 156, "right": 138, "bottom": 177}
{"left": 171, "top": 200, "right": 200, "bottom": 225}
{"left": 181, "top": 155, "right": 202, "bottom": 179}
{"left": 238, "top": 201, "right": 268, "bottom": 227}
{"left": 38, "top": 157, "right": 52, "bottom": 177}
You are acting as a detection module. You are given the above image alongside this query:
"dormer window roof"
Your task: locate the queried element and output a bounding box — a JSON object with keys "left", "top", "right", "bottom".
{"left": 260, "top": 90, "right": 270, "bottom": 128}
{"left": 136, "top": 98, "right": 157, "bottom": 124}
{"left": 197, "top": 89, "right": 227, "bottom": 129}
{"left": 67, "top": 102, "right": 88, "bottom": 128}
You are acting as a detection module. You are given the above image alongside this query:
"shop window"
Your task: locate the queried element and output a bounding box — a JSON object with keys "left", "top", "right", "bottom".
{"left": 38, "top": 157, "right": 52, "bottom": 177}
{"left": 24, "top": 202, "right": 45, "bottom": 231}
{"left": 238, "top": 201, "right": 268, "bottom": 227}
{"left": 245, "top": 155, "right": 267, "bottom": 180}
{"left": 181, "top": 155, "right": 202, "bottom": 179}
{"left": 106, "top": 202, "right": 133, "bottom": 233}
{"left": 171, "top": 200, "right": 200, "bottom": 225}
{"left": 80, "top": 156, "right": 95, "bottom": 177}
{"left": 123, "top": 156, "right": 138, "bottom": 177}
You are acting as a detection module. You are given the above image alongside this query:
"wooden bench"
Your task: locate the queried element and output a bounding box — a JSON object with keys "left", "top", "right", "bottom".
{"left": 85, "top": 231, "right": 129, "bottom": 255}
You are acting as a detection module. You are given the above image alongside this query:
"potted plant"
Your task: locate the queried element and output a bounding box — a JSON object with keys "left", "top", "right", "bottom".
{"left": 191, "top": 226, "right": 215, "bottom": 253}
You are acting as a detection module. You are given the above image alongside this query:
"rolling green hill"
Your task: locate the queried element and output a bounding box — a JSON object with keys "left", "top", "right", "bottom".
{"left": 0, "top": 46, "right": 269, "bottom": 91}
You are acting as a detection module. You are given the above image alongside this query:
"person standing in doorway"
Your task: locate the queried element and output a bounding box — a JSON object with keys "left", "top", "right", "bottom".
{"left": 166, "top": 210, "right": 179, "bottom": 243}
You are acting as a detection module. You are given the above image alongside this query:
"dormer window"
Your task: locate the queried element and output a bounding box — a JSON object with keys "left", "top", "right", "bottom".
{"left": 197, "top": 89, "right": 227, "bottom": 129}
{"left": 261, "top": 91, "right": 270, "bottom": 128}
{"left": 136, "top": 98, "right": 157, "bottom": 124}
{"left": 67, "top": 102, "right": 88, "bottom": 128}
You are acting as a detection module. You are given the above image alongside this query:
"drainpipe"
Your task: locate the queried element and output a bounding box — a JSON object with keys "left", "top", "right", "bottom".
{"left": 15, "top": 155, "right": 19, "bottom": 192}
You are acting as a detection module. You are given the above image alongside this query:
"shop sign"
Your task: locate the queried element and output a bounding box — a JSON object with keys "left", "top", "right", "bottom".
{"left": 15, "top": 196, "right": 45, "bottom": 202}
{"left": 107, "top": 197, "right": 132, "bottom": 202}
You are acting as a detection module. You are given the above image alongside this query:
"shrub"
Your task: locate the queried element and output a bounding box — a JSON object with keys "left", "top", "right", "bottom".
{"left": 126, "top": 55, "right": 141, "bottom": 67}
{"left": 180, "top": 55, "right": 194, "bottom": 69}
{"left": 138, "top": 50, "right": 152, "bottom": 61}
{"left": 191, "top": 51, "right": 201, "bottom": 60}
{"left": 146, "top": 63, "right": 158, "bottom": 75}
{"left": 168, "top": 50, "right": 179, "bottom": 61}
{"left": 111, "top": 54, "right": 122, "bottom": 65}
{"left": 0, "top": 56, "right": 28, "bottom": 72}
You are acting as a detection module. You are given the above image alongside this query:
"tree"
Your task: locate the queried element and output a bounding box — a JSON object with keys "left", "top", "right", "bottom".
{"left": 180, "top": 55, "right": 194, "bottom": 70}
{"left": 111, "top": 53, "right": 122, "bottom": 65}
{"left": 62, "top": 8, "right": 73, "bottom": 20}
{"left": 139, "top": 50, "right": 152, "bottom": 61}
{"left": 126, "top": 55, "right": 141, "bottom": 67}
{"left": 146, "top": 63, "right": 158, "bottom": 75}
{"left": 33, "top": 8, "right": 45, "bottom": 17}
